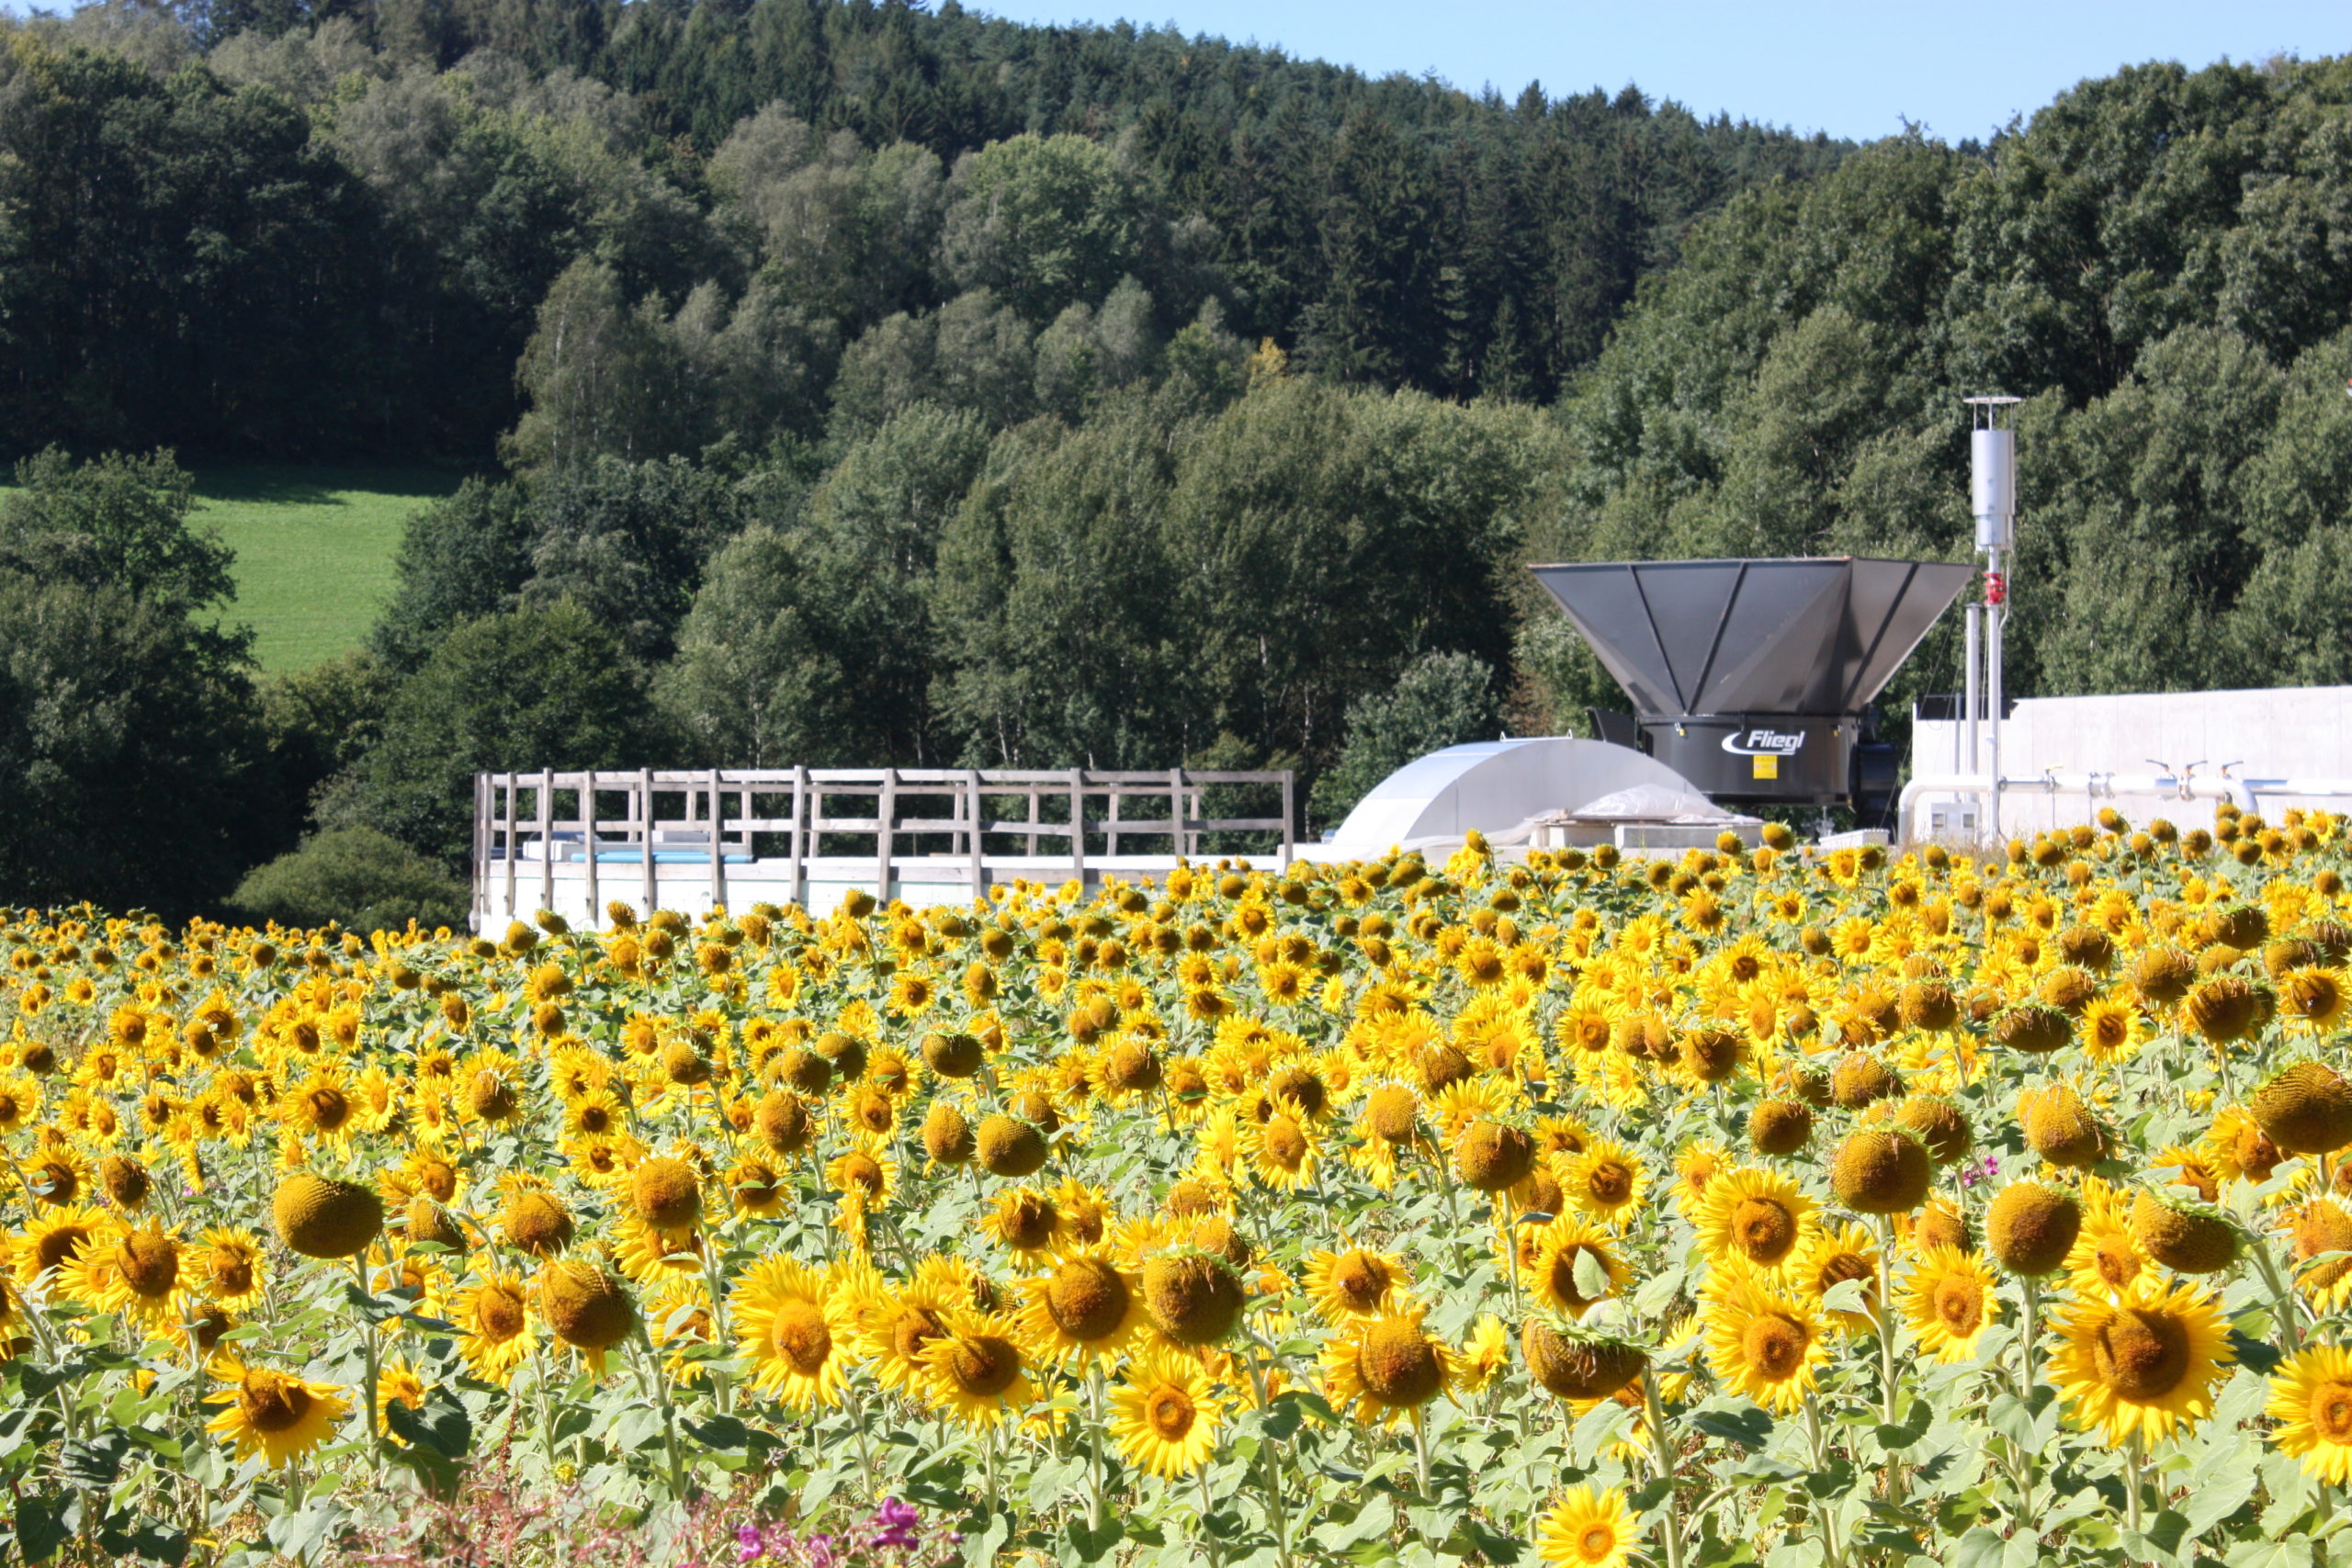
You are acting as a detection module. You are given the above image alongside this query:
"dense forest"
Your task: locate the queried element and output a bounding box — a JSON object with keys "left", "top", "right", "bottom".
{"left": 6, "top": 3, "right": 2352, "bottom": 921}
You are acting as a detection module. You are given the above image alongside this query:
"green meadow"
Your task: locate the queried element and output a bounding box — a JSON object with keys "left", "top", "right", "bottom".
{"left": 190, "top": 467, "right": 462, "bottom": 672}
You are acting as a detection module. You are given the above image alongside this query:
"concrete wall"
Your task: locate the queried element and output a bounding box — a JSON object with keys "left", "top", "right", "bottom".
{"left": 1912, "top": 685, "right": 2352, "bottom": 837}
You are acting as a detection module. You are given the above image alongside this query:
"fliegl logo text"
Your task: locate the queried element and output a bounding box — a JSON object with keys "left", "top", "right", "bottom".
{"left": 1721, "top": 728, "right": 1807, "bottom": 757}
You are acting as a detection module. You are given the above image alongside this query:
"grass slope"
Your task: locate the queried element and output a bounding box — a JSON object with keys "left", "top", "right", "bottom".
{"left": 191, "top": 467, "right": 462, "bottom": 672}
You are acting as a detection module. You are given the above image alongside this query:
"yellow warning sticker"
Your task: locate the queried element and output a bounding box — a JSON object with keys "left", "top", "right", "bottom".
{"left": 1752, "top": 754, "right": 1779, "bottom": 781}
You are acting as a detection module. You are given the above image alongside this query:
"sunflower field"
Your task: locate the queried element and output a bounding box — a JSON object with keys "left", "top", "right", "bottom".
{"left": 8, "top": 807, "right": 2352, "bottom": 1568}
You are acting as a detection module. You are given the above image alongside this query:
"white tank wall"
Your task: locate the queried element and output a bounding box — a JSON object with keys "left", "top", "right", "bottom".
{"left": 1913, "top": 685, "right": 2352, "bottom": 835}
{"left": 1323, "top": 737, "right": 1701, "bottom": 854}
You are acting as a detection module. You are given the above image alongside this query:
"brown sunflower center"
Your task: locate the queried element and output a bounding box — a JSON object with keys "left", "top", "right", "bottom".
{"left": 1741, "top": 1313, "right": 1807, "bottom": 1380}
{"left": 209, "top": 1250, "right": 255, "bottom": 1297}
{"left": 2312, "top": 1382, "right": 2352, "bottom": 1441}
{"left": 2095, "top": 1236, "right": 2141, "bottom": 1291}
{"left": 1262, "top": 1117, "right": 1307, "bottom": 1168}
{"left": 574, "top": 1104, "right": 613, "bottom": 1135}
{"left": 1815, "top": 1253, "right": 1871, "bottom": 1298}
{"left": 1578, "top": 1525, "right": 1618, "bottom": 1562}
{"left": 1932, "top": 1276, "right": 1984, "bottom": 1335}
{"left": 2094, "top": 1013, "right": 2129, "bottom": 1049}
{"left": 35, "top": 1224, "right": 91, "bottom": 1272}
{"left": 1731, "top": 1197, "right": 1796, "bottom": 1261}
{"left": 892, "top": 1307, "right": 945, "bottom": 1361}
{"left": 1585, "top": 1160, "right": 1634, "bottom": 1205}
{"left": 1046, "top": 1259, "right": 1129, "bottom": 1341}
{"left": 1334, "top": 1252, "right": 1391, "bottom": 1307}
{"left": 239, "top": 1375, "right": 312, "bottom": 1433}
{"left": 1147, "top": 1386, "right": 1196, "bottom": 1439}
{"left": 306, "top": 1088, "right": 349, "bottom": 1130}
{"left": 1364, "top": 1088, "right": 1419, "bottom": 1142}
{"left": 769, "top": 1299, "right": 832, "bottom": 1375}
{"left": 476, "top": 1284, "right": 526, "bottom": 1340}
{"left": 118, "top": 1230, "right": 178, "bottom": 1298}
{"left": 838, "top": 1153, "right": 885, "bottom": 1199}
{"left": 1357, "top": 1318, "right": 1444, "bottom": 1406}
{"left": 943, "top": 1336, "right": 1022, "bottom": 1397}
{"left": 2093, "top": 1307, "right": 2190, "bottom": 1399}
{"left": 630, "top": 1158, "right": 702, "bottom": 1229}
{"left": 1000, "top": 1194, "right": 1058, "bottom": 1249}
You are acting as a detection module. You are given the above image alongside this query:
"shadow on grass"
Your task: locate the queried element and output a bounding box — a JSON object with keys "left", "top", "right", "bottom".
{"left": 193, "top": 465, "right": 473, "bottom": 508}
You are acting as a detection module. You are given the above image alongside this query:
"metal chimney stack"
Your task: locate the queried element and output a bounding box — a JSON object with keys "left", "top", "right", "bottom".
{"left": 1964, "top": 395, "right": 2020, "bottom": 835}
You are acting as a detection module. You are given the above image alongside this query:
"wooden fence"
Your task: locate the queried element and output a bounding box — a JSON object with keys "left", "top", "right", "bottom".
{"left": 471, "top": 766, "right": 1295, "bottom": 926}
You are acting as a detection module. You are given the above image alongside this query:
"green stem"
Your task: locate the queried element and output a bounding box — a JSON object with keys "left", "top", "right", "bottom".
{"left": 1641, "top": 1365, "right": 1687, "bottom": 1568}
{"left": 1875, "top": 1222, "right": 1906, "bottom": 1510}
{"left": 2126, "top": 1427, "right": 2145, "bottom": 1537}
{"left": 1802, "top": 1394, "right": 1843, "bottom": 1568}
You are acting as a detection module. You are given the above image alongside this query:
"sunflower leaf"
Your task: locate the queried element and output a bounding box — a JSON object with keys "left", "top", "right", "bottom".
{"left": 1571, "top": 1247, "right": 1611, "bottom": 1303}
{"left": 1818, "top": 1279, "right": 1872, "bottom": 1315}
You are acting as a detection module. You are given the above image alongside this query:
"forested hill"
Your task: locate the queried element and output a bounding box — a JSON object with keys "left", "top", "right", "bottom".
{"left": 0, "top": 0, "right": 1843, "bottom": 463}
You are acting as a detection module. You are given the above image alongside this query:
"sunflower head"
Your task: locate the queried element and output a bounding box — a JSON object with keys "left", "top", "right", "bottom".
{"left": 1829, "top": 1054, "right": 1901, "bottom": 1110}
{"left": 976, "top": 1115, "right": 1050, "bottom": 1179}
{"left": 2018, "top": 1083, "right": 2106, "bottom": 1168}
{"left": 1453, "top": 1120, "right": 1534, "bottom": 1193}
{"left": 627, "top": 1157, "right": 703, "bottom": 1233}
{"left": 2128, "top": 1190, "right": 2239, "bottom": 1275}
{"left": 271, "top": 1173, "right": 383, "bottom": 1259}
{"left": 96, "top": 1154, "right": 149, "bottom": 1211}
{"left": 1894, "top": 1095, "right": 1973, "bottom": 1165}
{"left": 1991, "top": 1001, "right": 2074, "bottom": 1055}
{"left": 1746, "top": 1099, "right": 1814, "bottom": 1156}
{"left": 409, "top": 1197, "right": 469, "bottom": 1256}
{"left": 1520, "top": 1319, "right": 1645, "bottom": 1402}
{"left": 539, "top": 1258, "right": 635, "bottom": 1351}
{"left": 1138, "top": 1252, "right": 1244, "bottom": 1347}
{"left": 1985, "top": 1181, "right": 2081, "bottom": 1276}
{"left": 1828, "top": 1130, "right": 1931, "bottom": 1214}
{"left": 2253, "top": 1062, "right": 2352, "bottom": 1156}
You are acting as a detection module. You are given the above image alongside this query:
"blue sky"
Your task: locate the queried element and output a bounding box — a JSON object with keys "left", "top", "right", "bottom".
{"left": 978, "top": 0, "right": 2347, "bottom": 142}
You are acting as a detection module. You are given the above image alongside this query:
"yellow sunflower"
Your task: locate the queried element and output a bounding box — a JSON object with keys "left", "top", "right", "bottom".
{"left": 1302, "top": 1241, "right": 1412, "bottom": 1323}
{"left": 1108, "top": 1349, "right": 1223, "bottom": 1479}
{"left": 2266, "top": 1343, "right": 2352, "bottom": 1484}
{"left": 1015, "top": 1247, "right": 1138, "bottom": 1366}
{"left": 1693, "top": 1166, "right": 1815, "bottom": 1280}
{"left": 1320, "top": 1306, "right": 1456, "bottom": 1427}
{"left": 1901, "top": 1247, "right": 2001, "bottom": 1363}
{"left": 918, "top": 1310, "right": 1033, "bottom": 1428}
{"left": 730, "top": 1255, "right": 853, "bottom": 1409}
{"left": 2048, "top": 1278, "right": 2233, "bottom": 1445}
{"left": 453, "top": 1268, "right": 537, "bottom": 1386}
{"left": 205, "top": 1361, "right": 349, "bottom": 1466}
{"left": 1560, "top": 1138, "right": 1649, "bottom": 1224}
{"left": 1703, "top": 1280, "right": 1829, "bottom": 1416}
{"left": 1535, "top": 1484, "right": 1637, "bottom": 1568}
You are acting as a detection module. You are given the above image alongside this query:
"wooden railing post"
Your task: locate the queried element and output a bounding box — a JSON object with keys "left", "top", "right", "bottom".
{"left": 582, "top": 770, "right": 599, "bottom": 927}
{"left": 708, "top": 767, "right": 726, "bottom": 910}
{"left": 966, "top": 769, "right": 985, "bottom": 906}
{"left": 502, "top": 772, "right": 519, "bottom": 923}
{"left": 1280, "top": 772, "right": 1295, "bottom": 869}
{"left": 537, "top": 768, "right": 555, "bottom": 915}
{"left": 789, "top": 766, "right": 808, "bottom": 909}
{"left": 1168, "top": 768, "right": 1185, "bottom": 861}
{"left": 876, "top": 770, "right": 898, "bottom": 903}
{"left": 639, "top": 767, "right": 656, "bottom": 915}
{"left": 1069, "top": 768, "right": 1086, "bottom": 890}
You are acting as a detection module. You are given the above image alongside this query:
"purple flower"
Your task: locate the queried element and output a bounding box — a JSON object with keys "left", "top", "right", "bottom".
{"left": 871, "top": 1499, "right": 921, "bottom": 1550}
{"left": 736, "top": 1523, "right": 764, "bottom": 1564}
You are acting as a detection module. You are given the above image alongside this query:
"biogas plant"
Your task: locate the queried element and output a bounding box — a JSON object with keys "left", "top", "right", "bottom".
{"left": 1323, "top": 395, "right": 2352, "bottom": 865}
{"left": 471, "top": 397, "right": 2352, "bottom": 931}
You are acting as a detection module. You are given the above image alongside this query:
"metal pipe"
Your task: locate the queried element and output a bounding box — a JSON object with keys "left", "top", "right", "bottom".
{"left": 1985, "top": 550, "right": 2002, "bottom": 842}
{"left": 1897, "top": 772, "right": 2263, "bottom": 845}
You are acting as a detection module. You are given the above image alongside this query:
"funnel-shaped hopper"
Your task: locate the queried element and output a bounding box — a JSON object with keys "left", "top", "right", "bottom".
{"left": 1529, "top": 557, "right": 1972, "bottom": 805}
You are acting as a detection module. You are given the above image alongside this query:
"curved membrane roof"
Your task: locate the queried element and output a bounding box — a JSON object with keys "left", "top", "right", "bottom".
{"left": 1323, "top": 736, "right": 1702, "bottom": 853}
